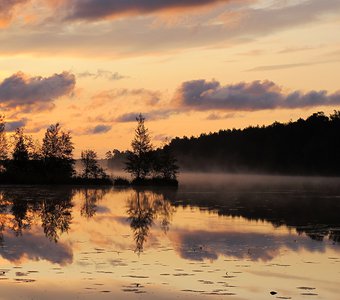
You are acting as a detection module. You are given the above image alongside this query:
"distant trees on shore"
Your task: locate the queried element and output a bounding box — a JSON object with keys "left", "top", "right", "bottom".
{"left": 0, "top": 117, "right": 108, "bottom": 184}
{"left": 167, "top": 111, "right": 340, "bottom": 175}
{"left": 3, "top": 109, "right": 340, "bottom": 183}
{"left": 106, "top": 111, "right": 340, "bottom": 176}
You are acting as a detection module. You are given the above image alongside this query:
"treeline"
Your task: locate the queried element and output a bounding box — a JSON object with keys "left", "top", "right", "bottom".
{"left": 0, "top": 117, "right": 110, "bottom": 184}
{"left": 166, "top": 111, "right": 340, "bottom": 175}
{"left": 107, "top": 111, "right": 340, "bottom": 176}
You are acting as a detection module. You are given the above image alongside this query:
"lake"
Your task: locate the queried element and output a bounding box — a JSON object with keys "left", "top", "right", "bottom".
{"left": 0, "top": 173, "right": 339, "bottom": 299}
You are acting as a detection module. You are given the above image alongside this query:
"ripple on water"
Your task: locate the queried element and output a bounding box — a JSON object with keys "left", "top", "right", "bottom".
{"left": 198, "top": 280, "right": 214, "bottom": 284}
{"left": 297, "top": 287, "right": 316, "bottom": 290}
{"left": 122, "top": 283, "right": 146, "bottom": 294}
{"left": 172, "top": 273, "right": 194, "bottom": 277}
{"left": 14, "top": 278, "right": 36, "bottom": 283}
{"left": 122, "top": 275, "right": 149, "bottom": 279}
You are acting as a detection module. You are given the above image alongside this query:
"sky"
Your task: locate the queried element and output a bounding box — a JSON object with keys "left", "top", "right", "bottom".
{"left": 0, "top": 0, "right": 340, "bottom": 157}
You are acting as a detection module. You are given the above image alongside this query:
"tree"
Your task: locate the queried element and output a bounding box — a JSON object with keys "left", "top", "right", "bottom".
{"left": 81, "top": 150, "right": 107, "bottom": 179}
{"left": 153, "top": 146, "right": 179, "bottom": 180}
{"left": 0, "top": 116, "right": 8, "bottom": 170}
{"left": 125, "top": 114, "right": 153, "bottom": 179}
{"left": 105, "top": 150, "right": 113, "bottom": 160}
{"left": 12, "top": 128, "right": 30, "bottom": 162}
{"left": 42, "top": 123, "right": 75, "bottom": 179}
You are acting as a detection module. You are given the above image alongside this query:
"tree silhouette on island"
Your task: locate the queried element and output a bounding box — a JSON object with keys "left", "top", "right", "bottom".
{"left": 123, "top": 113, "right": 179, "bottom": 186}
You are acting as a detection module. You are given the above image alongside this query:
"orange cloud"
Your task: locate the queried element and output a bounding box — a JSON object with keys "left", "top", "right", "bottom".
{"left": 0, "top": 0, "right": 29, "bottom": 28}
{"left": 64, "top": 0, "right": 234, "bottom": 21}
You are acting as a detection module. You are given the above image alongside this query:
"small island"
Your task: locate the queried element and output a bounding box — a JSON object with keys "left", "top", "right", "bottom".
{"left": 114, "top": 114, "right": 178, "bottom": 187}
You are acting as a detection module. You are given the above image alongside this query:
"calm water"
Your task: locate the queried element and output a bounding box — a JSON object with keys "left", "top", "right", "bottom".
{"left": 0, "top": 174, "right": 339, "bottom": 300}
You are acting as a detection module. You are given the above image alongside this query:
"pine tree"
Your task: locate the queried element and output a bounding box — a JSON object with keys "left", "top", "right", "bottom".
{"left": 125, "top": 114, "right": 153, "bottom": 179}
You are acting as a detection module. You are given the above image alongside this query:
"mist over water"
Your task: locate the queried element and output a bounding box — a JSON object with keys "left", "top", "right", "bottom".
{"left": 0, "top": 173, "right": 339, "bottom": 299}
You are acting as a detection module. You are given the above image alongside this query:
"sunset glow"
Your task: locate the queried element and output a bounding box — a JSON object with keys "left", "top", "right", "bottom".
{"left": 1, "top": 0, "right": 340, "bottom": 156}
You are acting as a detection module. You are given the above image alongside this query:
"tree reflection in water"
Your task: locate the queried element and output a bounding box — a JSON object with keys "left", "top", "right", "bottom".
{"left": 79, "top": 188, "right": 110, "bottom": 219}
{"left": 11, "top": 198, "right": 32, "bottom": 236}
{"left": 41, "top": 198, "right": 73, "bottom": 243}
{"left": 126, "top": 190, "right": 175, "bottom": 254}
{"left": 0, "top": 188, "right": 75, "bottom": 243}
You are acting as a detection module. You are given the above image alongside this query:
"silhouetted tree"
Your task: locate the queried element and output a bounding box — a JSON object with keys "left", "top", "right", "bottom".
{"left": 105, "top": 150, "right": 113, "bottom": 160}
{"left": 12, "top": 128, "right": 30, "bottom": 162}
{"left": 42, "top": 123, "right": 75, "bottom": 180}
{"left": 125, "top": 114, "right": 153, "bottom": 179}
{"left": 153, "top": 146, "right": 179, "bottom": 180}
{"left": 0, "top": 115, "right": 8, "bottom": 164}
{"left": 81, "top": 149, "right": 107, "bottom": 179}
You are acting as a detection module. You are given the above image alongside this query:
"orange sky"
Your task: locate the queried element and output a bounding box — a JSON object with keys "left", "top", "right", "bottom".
{"left": 0, "top": 0, "right": 340, "bottom": 157}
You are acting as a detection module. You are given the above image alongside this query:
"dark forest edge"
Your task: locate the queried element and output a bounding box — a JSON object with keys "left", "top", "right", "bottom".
{"left": 108, "top": 110, "right": 340, "bottom": 177}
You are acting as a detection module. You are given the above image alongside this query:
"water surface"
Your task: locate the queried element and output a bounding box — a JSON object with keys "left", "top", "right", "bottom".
{"left": 0, "top": 174, "right": 339, "bottom": 299}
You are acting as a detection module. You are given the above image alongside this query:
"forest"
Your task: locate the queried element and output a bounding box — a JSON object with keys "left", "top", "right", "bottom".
{"left": 108, "top": 111, "right": 340, "bottom": 176}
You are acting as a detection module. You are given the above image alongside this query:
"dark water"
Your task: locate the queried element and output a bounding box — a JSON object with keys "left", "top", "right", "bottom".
{"left": 0, "top": 174, "right": 339, "bottom": 299}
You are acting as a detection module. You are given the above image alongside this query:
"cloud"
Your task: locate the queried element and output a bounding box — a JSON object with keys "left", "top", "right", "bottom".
{"left": 65, "top": 0, "right": 231, "bottom": 21}
{"left": 115, "top": 109, "right": 176, "bottom": 122}
{"left": 247, "top": 62, "right": 315, "bottom": 72}
{"left": 0, "top": 230, "right": 73, "bottom": 266}
{"left": 92, "top": 124, "right": 112, "bottom": 134}
{"left": 78, "top": 124, "right": 112, "bottom": 135}
{"left": 77, "top": 69, "right": 126, "bottom": 81}
{"left": 5, "top": 118, "right": 28, "bottom": 132}
{"left": 89, "top": 88, "right": 161, "bottom": 110}
{"left": 246, "top": 59, "right": 339, "bottom": 72}
{"left": 1, "top": 0, "right": 340, "bottom": 58}
{"left": 172, "top": 229, "right": 326, "bottom": 262}
{"left": 206, "top": 112, "right": 236, "bottom": 120}
{"left": 112, "top": 89, "right": 161, "bottom": 105}
{"left": 174, "top": 79, "right": 340, "bottom": 111}
{"left": 0, "top": 0, "right": 29, "bottom": 27}
{"left": 277, "top": 45, "right": 322, "bottom": 54}
{"left": 0, "top": 71, "right": 76, "bottom": 112}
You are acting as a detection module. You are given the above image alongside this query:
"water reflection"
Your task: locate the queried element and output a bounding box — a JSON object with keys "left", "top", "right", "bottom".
{"left": 0, "top": 178, "right": 339, "bottom": 300}
{"left": 126, "top": 190, "right": 175, "bottom": 253}
{"left": 0, "top": 188, "right": 74, "bottom": 243}
{"left": 0, "top": 184, "right": 339, "bottom": 253}
{"left": 79, "top": 189, "right": 109, "bottom": 219}
{"left": 172, "top": 188, "right": 340, "bottom": 244}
